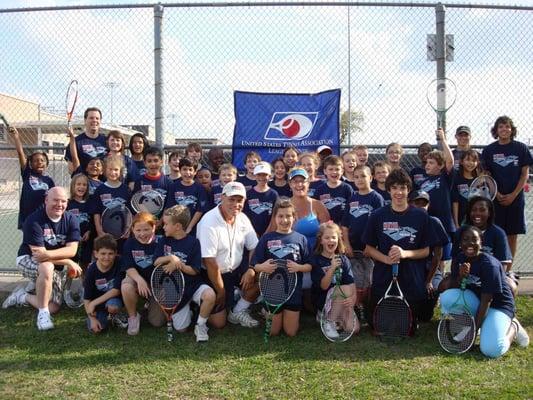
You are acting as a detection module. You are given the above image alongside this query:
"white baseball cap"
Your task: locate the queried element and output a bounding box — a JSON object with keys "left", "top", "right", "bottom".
{"left": 317, "top": 145, "right": 333, "bottom": 155}
{"left": 222, "top": 181, "right": 247, "bottom": 198}
{"left": 253, "top": 161, "right": 272, "bottom": 175}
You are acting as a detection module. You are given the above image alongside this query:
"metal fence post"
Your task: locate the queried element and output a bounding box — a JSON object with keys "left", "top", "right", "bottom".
{"left": 154, "top": 3, "right": 164, "bottom": 148}
{"left": 435, "top": 2, "right": 446, "bottom": 134}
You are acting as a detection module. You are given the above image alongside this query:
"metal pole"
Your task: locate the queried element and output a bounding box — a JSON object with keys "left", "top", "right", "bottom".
{"left": 435, "top": 3, "right": 446, "bottom": 132}
{"left": 154, "top": 4, "right": 164, "bottom": 148}
{"left": 347, "top": 5, "right": 352, "bottom": 146}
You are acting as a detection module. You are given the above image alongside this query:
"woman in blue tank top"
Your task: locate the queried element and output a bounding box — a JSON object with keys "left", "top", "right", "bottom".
{"left": 286, "top": 168, "right": 330, "bottom": 290}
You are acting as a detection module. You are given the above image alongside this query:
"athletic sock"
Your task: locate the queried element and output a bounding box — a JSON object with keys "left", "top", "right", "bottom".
{"left": 197, "top": 316, "right": 208, "bottom": 326}
{"left": 233, "top": 298, "right": 251, "bottom": 314}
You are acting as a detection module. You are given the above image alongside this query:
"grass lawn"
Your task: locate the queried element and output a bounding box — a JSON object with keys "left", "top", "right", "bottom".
{"left": 1, "top": 296, "right": 532, "bottom": 399}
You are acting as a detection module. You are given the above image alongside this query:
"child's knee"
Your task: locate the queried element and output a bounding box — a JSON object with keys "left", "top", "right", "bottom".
{"left": 480, "top": 338, "right": 510, "bottom": 359}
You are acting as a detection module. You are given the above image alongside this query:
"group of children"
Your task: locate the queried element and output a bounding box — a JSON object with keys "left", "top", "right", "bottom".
{"left": 3, "top": 112, "right": 531, "bottom": 357}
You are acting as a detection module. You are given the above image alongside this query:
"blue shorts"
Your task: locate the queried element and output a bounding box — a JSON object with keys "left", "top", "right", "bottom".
{"left": 495, "top": 193, "right": 526, "bottom": 235}
{"left": 86, "top": 297, "right": 123, "bottom": 332}
{"left": 439, "top": 288, "right": 514, "bottom": 358}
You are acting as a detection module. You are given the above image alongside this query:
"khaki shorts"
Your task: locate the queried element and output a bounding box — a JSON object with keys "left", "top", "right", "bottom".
{"left": 16, "top": 255, "right": 63, "bottom": 305}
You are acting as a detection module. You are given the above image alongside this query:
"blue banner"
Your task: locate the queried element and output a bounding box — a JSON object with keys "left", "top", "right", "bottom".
{"left": 232, "top": 89, "right": 341, "bottom": 169}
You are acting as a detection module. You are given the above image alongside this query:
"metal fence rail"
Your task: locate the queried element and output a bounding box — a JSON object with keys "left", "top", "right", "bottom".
{"left": 0, "top": 1, "right": 532, "bottom": 273}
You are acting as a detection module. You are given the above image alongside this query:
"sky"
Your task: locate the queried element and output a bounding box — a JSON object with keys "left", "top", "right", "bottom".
{"left": 1, "top": 0, "right": 532, "bottom": 146}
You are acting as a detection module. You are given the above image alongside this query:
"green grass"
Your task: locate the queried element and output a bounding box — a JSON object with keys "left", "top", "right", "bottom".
{"left": 1, "top": 297, "right": 532, "bottom": 399}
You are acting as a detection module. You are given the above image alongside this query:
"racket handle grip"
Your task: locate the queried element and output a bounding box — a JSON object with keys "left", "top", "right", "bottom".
{"left": 392, "top": 263, "right": 399, "bottom": 277}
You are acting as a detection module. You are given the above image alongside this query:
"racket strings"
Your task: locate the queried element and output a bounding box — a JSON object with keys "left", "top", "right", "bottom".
{"left": 151, "top": 270, "right": 184, "bottom": 308}
{"left": 259, "top": 267, "right": 296, "bottom": 306}
{"left": 375, "top": 298, "right": 412, "bottom": 337}
{"left": 102, "top": 205, "right": 132, "bottom": 239}
{"left": 438, "top": 312, "right": 476, "bottom": 353}
{"left": 131, "top": 191, "right": 164, "bottom": 215}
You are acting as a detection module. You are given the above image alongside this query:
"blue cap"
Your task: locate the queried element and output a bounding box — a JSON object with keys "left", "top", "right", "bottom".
{"left": 288, "top": 168, "right": 309, "bottom": 180}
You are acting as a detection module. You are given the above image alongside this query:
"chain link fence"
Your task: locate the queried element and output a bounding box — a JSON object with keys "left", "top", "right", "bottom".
{"left": 0, "top": 2, "right": 532, "bottom": 274}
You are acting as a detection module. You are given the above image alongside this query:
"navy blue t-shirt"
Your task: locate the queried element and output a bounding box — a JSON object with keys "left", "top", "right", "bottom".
{"left": 121, "top": 155, "right": 139, "bottom": 184}
{"left": 133, "top": 173, "right": 171, "bottom": 205}
{"left": 133, "top": 159, "right": 146, "bottom": 177}
{"left": 268, "top": 181, "right": 292, "bottom": 198}
{"left": 308, "top": 179, "right": 324, "bottom": 198}
{"left": 371, "top": 183, "right": 391, "bottom": 206}
{"left": 341, "top": 190, "right": 384, "bottom": 251}
{"left": 481, "top": 140, "right": 533, "bottom": 196}
{"left": 451, "top": 252, "right": 515, "bottom": 319}
{"left": 67, "top": 199, "right": 91, "bottom": 237}
{"left": 310, "top": 253, "right": 354, "bottom": 310}
{"left": 409, "top": 166, "right": 427, "bottom": 188}
{"left": 362, "top": 205, "right": 435, "bottom": 302}
{"left": 165, "top": 180, "right": 208, "bottom": 217}
{"left": 314, "top": 181, "right": 356, "bottom": 224}
{"left": 211, "top": 183, "right": 224, "bottom": 207}
{"left": 154, "top": 235, "right": 204, "bottom": 310}
{"left": 92, "top": 183, "right": 131, "bottom": 215}
{"left": 64, "top": 132, "right": 107, "bottom": 170}
{"left": 121, "top": 237, "right": 158, "bottom": 282}
{"left": 237, "top": 175, "right": 257, "bottom": 192}
{"left": 83, "top": 258, "right": 123, "bottom": 311}
{"left": 415, "top": 170, "right": 455, "bottom": 234}
{"left": 18, "top": 208, "right": 81, "bottom": 257}
{"left": 251, "top": 231, "right": 309, "bottom": 307}
{"left": 452, "top": 224, "right": 512, "bottom": 263}
{"left": 450, "top": 174, "right": 475, "bottom": 226}
{"left": 18, "top": 165, "right": 55, "bottom": 229}
{"left": 244, "top": 187, "right": 279, "bottom": 237}
{"left": 342, "top": 177, "right": 357, "bottom": 192}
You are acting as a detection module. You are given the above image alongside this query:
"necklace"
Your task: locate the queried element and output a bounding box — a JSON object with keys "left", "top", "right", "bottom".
{"left": 226, "top": 219, "right": 236, "bottom": 260}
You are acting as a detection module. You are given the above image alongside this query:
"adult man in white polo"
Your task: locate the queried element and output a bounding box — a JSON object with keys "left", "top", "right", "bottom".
{"left": 197, "top": 181, "right": 259, "bottom": 329}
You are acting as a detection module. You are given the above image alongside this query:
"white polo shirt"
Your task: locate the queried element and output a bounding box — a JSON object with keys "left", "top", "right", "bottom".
{"left": 197, "top": 206, "right": 258, "bottom": 273}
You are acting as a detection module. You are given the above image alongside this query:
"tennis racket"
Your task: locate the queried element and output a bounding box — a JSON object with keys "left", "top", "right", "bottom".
{"left": 63, "top": 274, "right": 84, "bottom": 308}
{"left": 373, "top": 263, "right": 413, "bottom": 339}
{"left": 320, "top": 256, "right": 357, "bottom": 342}
{"left": 468, "top": 175, "right": 497, "bottom": 201}
{"left": 259, "top": 259, "right": 297, "bottom": 343}
{"left": 426, "top": 78, "right": 457, "bottom": 138}
{"left": 151, "top": 266, "right": 185, "bottom": 342}
{"left": 101, "top": 204, "right": 132, "bottom": 240}
{"left": 66, "top": 80, "right": 79, "bottom": 130}
{"left": 438, "top": 278, "right": 476, "bottom": 354}
{"left": 131, "top": 190, "right": 165, "bottom": 217}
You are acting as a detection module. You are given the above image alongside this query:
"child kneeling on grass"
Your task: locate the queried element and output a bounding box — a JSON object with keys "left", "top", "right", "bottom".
{"left": 84, "top": 234, "right": 126, "bottom": 333}
{"left": 251, "top": 198, "right": 311, "bottom": 337}
{"left": 438, "top": 225, "right": 529, "bottom": 358}
{"left": 153, "top": 205, "right": 216, "bottom": 342}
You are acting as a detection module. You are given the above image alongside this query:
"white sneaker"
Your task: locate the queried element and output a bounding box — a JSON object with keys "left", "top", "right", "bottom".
{"left": 227, "top": 309, "right": 259, "bottom": 328}
{"left": 127, "top": 313, "right": 141, "bottom": 336}
{"left": 2, "top": 284, "right": 28, "bottom": 309}
{"left": 323, "top": 320, "right": 339, "bottom": 339}
{"left": 194, "top": 323, "right": 209, "bottom": 342}
{"left": 37, "top": 310, "right": 54, "bottom": 331}
{"left": 513, "top": 318, "right": 530, "bottom": 347}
